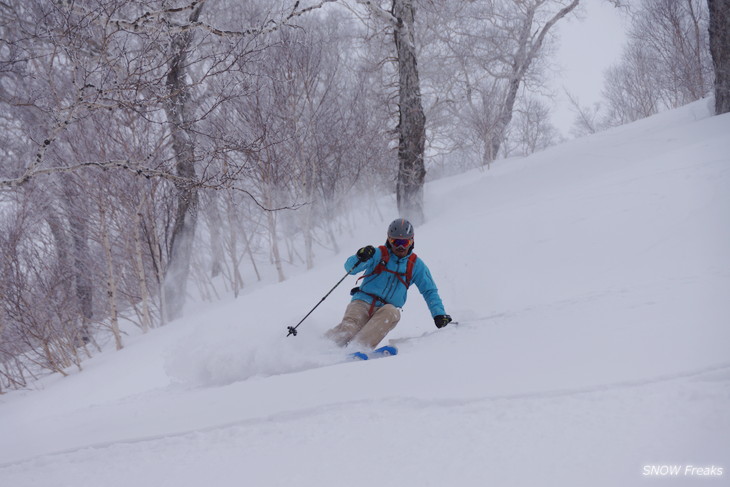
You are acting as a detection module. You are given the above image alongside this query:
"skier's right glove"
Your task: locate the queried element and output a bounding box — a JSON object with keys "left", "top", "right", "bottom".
{"left": 434, "top": 315, "right": 452, "bottom": 329}
{"left": 356, "top": 245, "right": 376, "bottom": 262}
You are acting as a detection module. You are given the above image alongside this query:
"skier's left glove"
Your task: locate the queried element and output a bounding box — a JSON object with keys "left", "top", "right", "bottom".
{"left": 356, "top": 245, "right": 376, "bottom": 262}
{"left": 434, "top": 315, "right": 452, "bottom": 329}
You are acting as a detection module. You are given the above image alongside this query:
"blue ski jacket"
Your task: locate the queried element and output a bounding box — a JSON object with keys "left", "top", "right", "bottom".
{"left": 345, "top": 246, "right": 446, "bottom": 317}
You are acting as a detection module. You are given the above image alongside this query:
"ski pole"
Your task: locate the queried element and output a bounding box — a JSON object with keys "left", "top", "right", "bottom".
{"left": 286, "top": 262, "right": 359, "bottom": 337}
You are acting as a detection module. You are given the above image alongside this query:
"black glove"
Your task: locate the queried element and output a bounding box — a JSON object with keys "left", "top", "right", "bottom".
{"left": 434, "top": 314, "right": 452, "bottom": 329}
{"left": 356, "top": 245, "right": 376, "bottom": 262}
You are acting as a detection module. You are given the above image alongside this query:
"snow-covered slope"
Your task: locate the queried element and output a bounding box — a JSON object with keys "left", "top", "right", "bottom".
{"left": 1, "top": 99, "right": 729, "bottom": 486}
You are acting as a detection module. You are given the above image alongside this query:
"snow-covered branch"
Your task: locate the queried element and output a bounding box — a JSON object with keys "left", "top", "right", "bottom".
{"left": 61, "top": 0, "right": 339, "bottom": 37}
{"left": 0, "top": 157, "right": 301, "bottom": 212}
{"left": 353, "top": 0, "right": 398, "bottom": 27}
{"left": 524, "top": 0, "right": 580, "bottom": 73}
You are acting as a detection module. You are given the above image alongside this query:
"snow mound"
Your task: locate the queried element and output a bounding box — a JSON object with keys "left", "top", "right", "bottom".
{"left": 165, "top": 319, "right": 340, "bottom": 386}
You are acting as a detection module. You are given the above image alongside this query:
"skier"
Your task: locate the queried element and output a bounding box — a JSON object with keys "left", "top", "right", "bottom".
{"left": 326, "top": 218, "right": 452, "bottom": 349}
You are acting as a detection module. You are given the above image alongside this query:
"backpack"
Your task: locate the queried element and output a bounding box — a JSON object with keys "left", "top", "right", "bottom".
{"left": 361, "top": 245, "right": 418, "bottom": 289}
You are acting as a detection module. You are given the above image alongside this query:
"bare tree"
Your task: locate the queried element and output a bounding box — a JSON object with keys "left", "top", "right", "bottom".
{"left": 602, "top": 0, "right": 713, "bottom": 125}
{"left": 419, "top": 0, "right": 577, "bottom": 167}
{"left": 0, "top": 0, "right": 353, "bottom": 388}
{"left": 484, "top": 0, "right": 578, "bottom": 163}
{"left": 504, "top": 96, "right": 562, "bottom": 157}
{"left": 392, "top": 0, "right": 427, "bottom": 224}
{"left": 602, "top": 43, "right": 662, "bottom": 123}
{"left": 1, "top": 0, "right": 342, "bottom": 314}
{"left": 161, "top": 3, "right": 206, "bottom": 320}
{"left": 565, "top": 91, "right": 601, "bottom": 137}
{"left": 0, "top": 189, "right": 86, "bottom": 380}
{"left": 709, "top": 0, "right": 730, "bottom": 114}
{"left": 354, "top": 0, "right": 427, "bottom": 223}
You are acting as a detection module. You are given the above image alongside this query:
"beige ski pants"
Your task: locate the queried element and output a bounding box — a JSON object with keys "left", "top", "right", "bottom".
{"left": 326, "top": 299, "right": 401, "bottom": 349}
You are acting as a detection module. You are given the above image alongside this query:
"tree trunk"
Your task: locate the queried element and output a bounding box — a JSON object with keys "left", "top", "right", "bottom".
{"left": 393, "top": 0, "right": 426, "bottom": 225}
{"left": 266, "top": 197, "right": 286, "bottom": 283}
{"left": 709, "top": 0, "right": 730, "bottom": 114}
{"left": 486, "top": 5, "right": 535, "bottom": 164}
{"left": 145, "top": 204, "right": 169, "bottom": 326}
{"left": 205, "top": 191, "right": 225, "bottom": 278}
{"left": 132, "top": 201, "right": 153, "bottom": 333}
{"left": 99, "top": 205, "right": 122, "bottom": 350}
{"left": 162, "top": 4, "right": 204, "bottom": 320}
{"left": 304, "top": 157, "right": 316, "bottom": 270}
{"left": 44, "top": 209, "right": 71, "bottom": 279}
{"left": 60, "top": 175, "right": 93, "bottom": 341}
{"left": 223, "top": 191, "right": 245, "bottom": 297}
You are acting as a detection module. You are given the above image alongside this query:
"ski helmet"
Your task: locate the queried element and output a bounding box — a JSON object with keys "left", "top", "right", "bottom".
{"left": 387, "top": 218, "right": 414, "bottom": 240}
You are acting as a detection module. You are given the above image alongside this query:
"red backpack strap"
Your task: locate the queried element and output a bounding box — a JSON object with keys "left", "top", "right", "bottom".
{"left": 378, "top": 245, "right": 389, "bottom": 265}
{"left": 405, "top": 252, "right": 418, "bottom": 288}
{"left": 357, "top": 245, "right": 390, "bottom": 283}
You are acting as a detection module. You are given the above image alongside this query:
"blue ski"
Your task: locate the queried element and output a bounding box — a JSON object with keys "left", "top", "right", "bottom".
{"left": 349, "top": 345, "right": 398, "bottom": 361}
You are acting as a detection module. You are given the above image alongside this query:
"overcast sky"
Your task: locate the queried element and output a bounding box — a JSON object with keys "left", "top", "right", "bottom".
{"left": 551, "top": 1, "right": 630, "bottom": 137}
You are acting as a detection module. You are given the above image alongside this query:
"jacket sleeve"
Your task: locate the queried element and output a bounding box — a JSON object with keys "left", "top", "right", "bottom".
{"left": 344, "top": 246, "right": 381, "bottom": 275}
{"left": 412, "top": 259, "right": 446, "bottom": 317}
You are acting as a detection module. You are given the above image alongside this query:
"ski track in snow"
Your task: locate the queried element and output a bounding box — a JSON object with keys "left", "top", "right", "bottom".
{"left": 1, "top": 371, "right": 728, "bottom": 487}
{"left": 0, "top": 362, "right": 730, "bottom": 485}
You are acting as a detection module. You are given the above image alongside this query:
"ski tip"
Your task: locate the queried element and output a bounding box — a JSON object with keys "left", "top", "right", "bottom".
{"left": 349, "top": 351, "right": 369, "bottom": 361}
{"left": 373, "top": 345, "right": 398, "bottom": 356}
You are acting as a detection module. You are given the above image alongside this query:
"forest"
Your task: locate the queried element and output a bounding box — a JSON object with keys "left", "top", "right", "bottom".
{"left": 0, "top": 0, "right": 726, "bottom": 390}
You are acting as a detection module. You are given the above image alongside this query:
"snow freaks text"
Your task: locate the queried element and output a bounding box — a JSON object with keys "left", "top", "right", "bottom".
{"left": 642, "top": 465, "right": 724, "bottom": 478}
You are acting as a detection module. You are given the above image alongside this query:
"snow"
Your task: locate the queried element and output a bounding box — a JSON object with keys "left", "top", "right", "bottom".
{"left": 1, "top": 98, "right": 729, "bottom": 486}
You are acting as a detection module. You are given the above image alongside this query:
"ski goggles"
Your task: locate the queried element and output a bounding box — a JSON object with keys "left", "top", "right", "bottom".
{"left": 388, "top": 237, "right": 413, "bottom": 249}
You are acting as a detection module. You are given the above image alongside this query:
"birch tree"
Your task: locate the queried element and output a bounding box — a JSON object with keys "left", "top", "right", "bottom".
{"left": 601, "top": 0, "right": 713, "bottom": 125}
{"left": 485, "top": 0, "right": 578, "bottom": 162}
{"left": 419, "top": 0, "right": 576, "bottom": 167}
